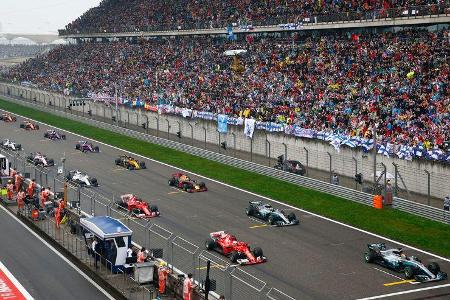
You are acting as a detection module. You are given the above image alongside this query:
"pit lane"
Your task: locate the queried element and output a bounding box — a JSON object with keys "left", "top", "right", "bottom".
{"left": 1, "top": 112, "right": 449, "bottom": 300}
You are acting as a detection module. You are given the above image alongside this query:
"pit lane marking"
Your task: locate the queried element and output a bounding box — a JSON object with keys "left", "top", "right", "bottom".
{"left": 374, "top": 267, "right": 418, "bottom": 285}
{"left": 383, "top": 279, "right": 416, "bottom": 287}
{"left": 196, "top": 264, "right": 225, "bottom": 270}
{"left": 374, "top": 268, "right": 403, "bottom": 281}
{"left": 249, "top": 224, "right": 270, "bottom": 229}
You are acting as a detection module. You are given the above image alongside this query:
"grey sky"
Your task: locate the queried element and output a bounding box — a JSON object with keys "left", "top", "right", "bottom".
{"left": 0, "top": 0, "right": 102, "bottom": 34}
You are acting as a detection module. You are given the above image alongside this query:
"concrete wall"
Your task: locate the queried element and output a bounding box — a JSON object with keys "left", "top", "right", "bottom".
{"left": 2, "top": 83, "right": 449, "bottom": 200}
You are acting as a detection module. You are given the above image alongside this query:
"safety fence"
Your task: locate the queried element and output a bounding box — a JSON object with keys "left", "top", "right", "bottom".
{"left": 1, "top": 153, "right": 155, "bottom": 299}
{"left": 1, "top": 84, "right": 449, "bottom": 225}
{"left": 0, "top": 148, "right": 298, "bottom": 300}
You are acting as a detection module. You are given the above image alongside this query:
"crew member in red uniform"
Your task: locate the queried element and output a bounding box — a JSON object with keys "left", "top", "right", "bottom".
{"left": 6, "top": 180, "right": 14, "bottom": 201}
{"left": 183, "top": 273, "right": 195, "bottom": 300}
{"left": 27, "top": 179, "right": 36, "bottom": 198}
{"left": 158, "top": 261, "right": 170, "bottom": 295}
{"left": 14, "top": 172, "right": 22, "bottom": 192}
{"left": 16, "top": 188, "right": 25, "bottom": 211}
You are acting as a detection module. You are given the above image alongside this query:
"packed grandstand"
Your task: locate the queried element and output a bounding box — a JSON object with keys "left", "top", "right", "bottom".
{"left": 1, "top": 0, "right": 449, "bottom": 163}
{"left": 59, "top": 0, "right": 450, "bottom": 33}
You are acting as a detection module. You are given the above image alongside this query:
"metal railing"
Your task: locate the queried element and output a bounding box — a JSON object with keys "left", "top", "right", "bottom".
{"left": 1, "top": 84, "right": 449, "bottom": 225}
{"left": 2, "top": 149, "right": 296, "bottom": 300}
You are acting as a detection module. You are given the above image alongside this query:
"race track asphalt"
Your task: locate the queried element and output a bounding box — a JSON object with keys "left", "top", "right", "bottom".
{"left": 0, "top": 204, "right": 111, "bottom": 300}
{"left": 1, "top": 113, "right": 450, "bottom": 300}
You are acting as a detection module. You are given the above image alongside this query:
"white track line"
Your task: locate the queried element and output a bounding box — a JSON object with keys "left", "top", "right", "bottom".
{"left": 357, "top": 283, "right": 450, "bottom": 299}
{"left": 2, "top": 107, "right": 450, "bottom": 264}
{"left": 0, "top": 205, "right": 115, "bottom": 300}
{"left": 0, "top": 260, "right": 34, "bottom": 299}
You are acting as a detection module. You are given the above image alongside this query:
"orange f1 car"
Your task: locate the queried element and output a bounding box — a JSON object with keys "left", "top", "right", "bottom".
{"left": 20, "top": 120, "right": 40, "bottom": 130}
{"left": 0, "top": 113, "right": 16, "bottom": 122}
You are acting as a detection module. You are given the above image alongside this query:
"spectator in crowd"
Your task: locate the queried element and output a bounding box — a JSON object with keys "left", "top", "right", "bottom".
{"left": 444, "top": 195, "right": 450, "bottom": 212}
{"left": 331, "top": 172, "right": 339, "bottom": 185}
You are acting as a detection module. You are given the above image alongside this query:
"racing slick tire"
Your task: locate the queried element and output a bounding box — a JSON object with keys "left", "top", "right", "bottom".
{"left": 61, "top": 134, "right": 66, "bottom": 140}
{"left": 287, "top": 212, "right": 297, "bottom": 222}
{"left": 127, "top": 165, "right": 134, "bottom": 170}
{"left": 168, "top": 178, "right": 176, "bottom": 186}
{"left": 12, "top": 117, "right": 16, "bottom": 122}
{"left": 115, "top": 158, "right": 121, "bottom": 165}
{"left": 246, "top": 206, "right": 255, "bottom": 216}
{"left": 253, "top": 247, "right": 263, "bottom": 258}
{"left": 16, "top": 144, "right": 22, "bottom": 150}
{"left": 364, "top": 251, "right": 376, "bottom": 263}
{"left": 205, "top": 239, "right": 216, "bottom": 250}
{"left": 230, "top": 251, "right": 239, "bottom": 263}
{"left": 94, "top": 146, "right": 100, "bottom": 152}
{"left": 139, "top": 161, "right": 146, "bottom": 169}
{"left": 48, "top": 159, "right": 55, "bottom": 166}
{"left": 428, "top": 262, "right": 441, "bottom": 275}
{"left": 268, "top": 215, "right": 275, "bottom": 225}
{"left": 90, "top": 178, "right": 98, "bottom": 187}
{"left": 75, "top": 144, "right": 81, "bottom": 150}
{"left": 44, "top": 132, "right": 49, "bottom": 138}
{"left": 404, "top": 266, "right": 414, "bottom": 279}
{"left": 20, "top": 124, "right": 25, "bottom": 129}
{"left": 35, "top": 125, "right": 40, "bottom": 130}
{"left": 150, "top": 205, "right": 158, "bottom": 213}
{"left": 199, "top": 182, "right": 206, "bottom": 188}
{"left": 183, "top": 183, "right": 192, "bottom": 192}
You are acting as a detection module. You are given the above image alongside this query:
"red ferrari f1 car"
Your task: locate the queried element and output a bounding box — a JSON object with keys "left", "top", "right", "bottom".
{"left": 116, "top": 194, "right": 160, "bottom": 218}
{"left": 20, "top": 120, "right": 40, "bottom": 130}
{"left": 168, "top": 173, "right": 207, "bottom": 192}
{"left": 205, "top": 231, "right": 266, "bottom": 265}
{"left": 0, "top": 113, "right": 16, "bottom": 122}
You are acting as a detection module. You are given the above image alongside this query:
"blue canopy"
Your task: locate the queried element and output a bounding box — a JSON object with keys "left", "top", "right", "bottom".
{"left": 80, "top": 216, "right": 132, "bottom": 239}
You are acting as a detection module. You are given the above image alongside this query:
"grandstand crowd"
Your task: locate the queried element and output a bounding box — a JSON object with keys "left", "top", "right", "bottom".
{"left": 60, "top": 0, "right": 449, "bottom": 34}
{"left": 4, "top": 28, "right": 449, "bottom": 157}
{"left": 0, "top": 45, "right": 54, "bottom": 60}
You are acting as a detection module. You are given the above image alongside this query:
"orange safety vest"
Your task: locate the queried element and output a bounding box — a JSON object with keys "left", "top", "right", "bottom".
{"left": 17, "top": 191, "right": 25, "bottom": 207}
{"left": 14, "top": 175, "right": 22, "bottom": 191}
{"left": 158, "top": 267, "right": 169, "bottom": 294}
{"left": 27, "top": 182, "right": 36, "bottom": 197}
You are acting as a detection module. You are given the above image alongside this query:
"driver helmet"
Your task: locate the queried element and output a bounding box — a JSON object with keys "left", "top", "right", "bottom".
{"left": 8, "top": 180, "right": 12, "bottom": 183}
{"left": 232, "top": 241, "right": 238, "bottom": 246}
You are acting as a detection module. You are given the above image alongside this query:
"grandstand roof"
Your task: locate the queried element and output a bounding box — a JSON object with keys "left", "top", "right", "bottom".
{"left": 0, "top": 37, "right": 9, "bottom": 45}
{"left": 10, "top": 37, "right": 37, "bottom": 45}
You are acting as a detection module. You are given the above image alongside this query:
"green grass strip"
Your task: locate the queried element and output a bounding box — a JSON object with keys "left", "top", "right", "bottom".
{"left": 1, "top": 98, "right": 449, "bottom": 258}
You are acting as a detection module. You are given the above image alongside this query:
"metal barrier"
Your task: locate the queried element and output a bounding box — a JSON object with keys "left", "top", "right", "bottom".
{"left": 1, "top": 148, "right": 297, "bottom": 299}
{"left": 0, "top": 87, "right": 449, "bottom": 226}
{"left": 230, "top": 268, "right": 266, "bottom": 300}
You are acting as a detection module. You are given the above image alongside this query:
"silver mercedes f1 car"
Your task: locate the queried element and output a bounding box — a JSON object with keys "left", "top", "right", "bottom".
{"left": 365, "top": 243, "right": 447, "bottom": 282}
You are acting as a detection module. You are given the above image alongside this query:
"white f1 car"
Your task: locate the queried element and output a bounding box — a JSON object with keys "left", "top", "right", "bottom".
{"left": 27, "top": 152, "right": 54, "bottom": 167}
{"left": 1, "top": 139, "right": 22, "bottom": 151}
{"left": 66, "top": 170, "right": 98, "bottom": 187}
